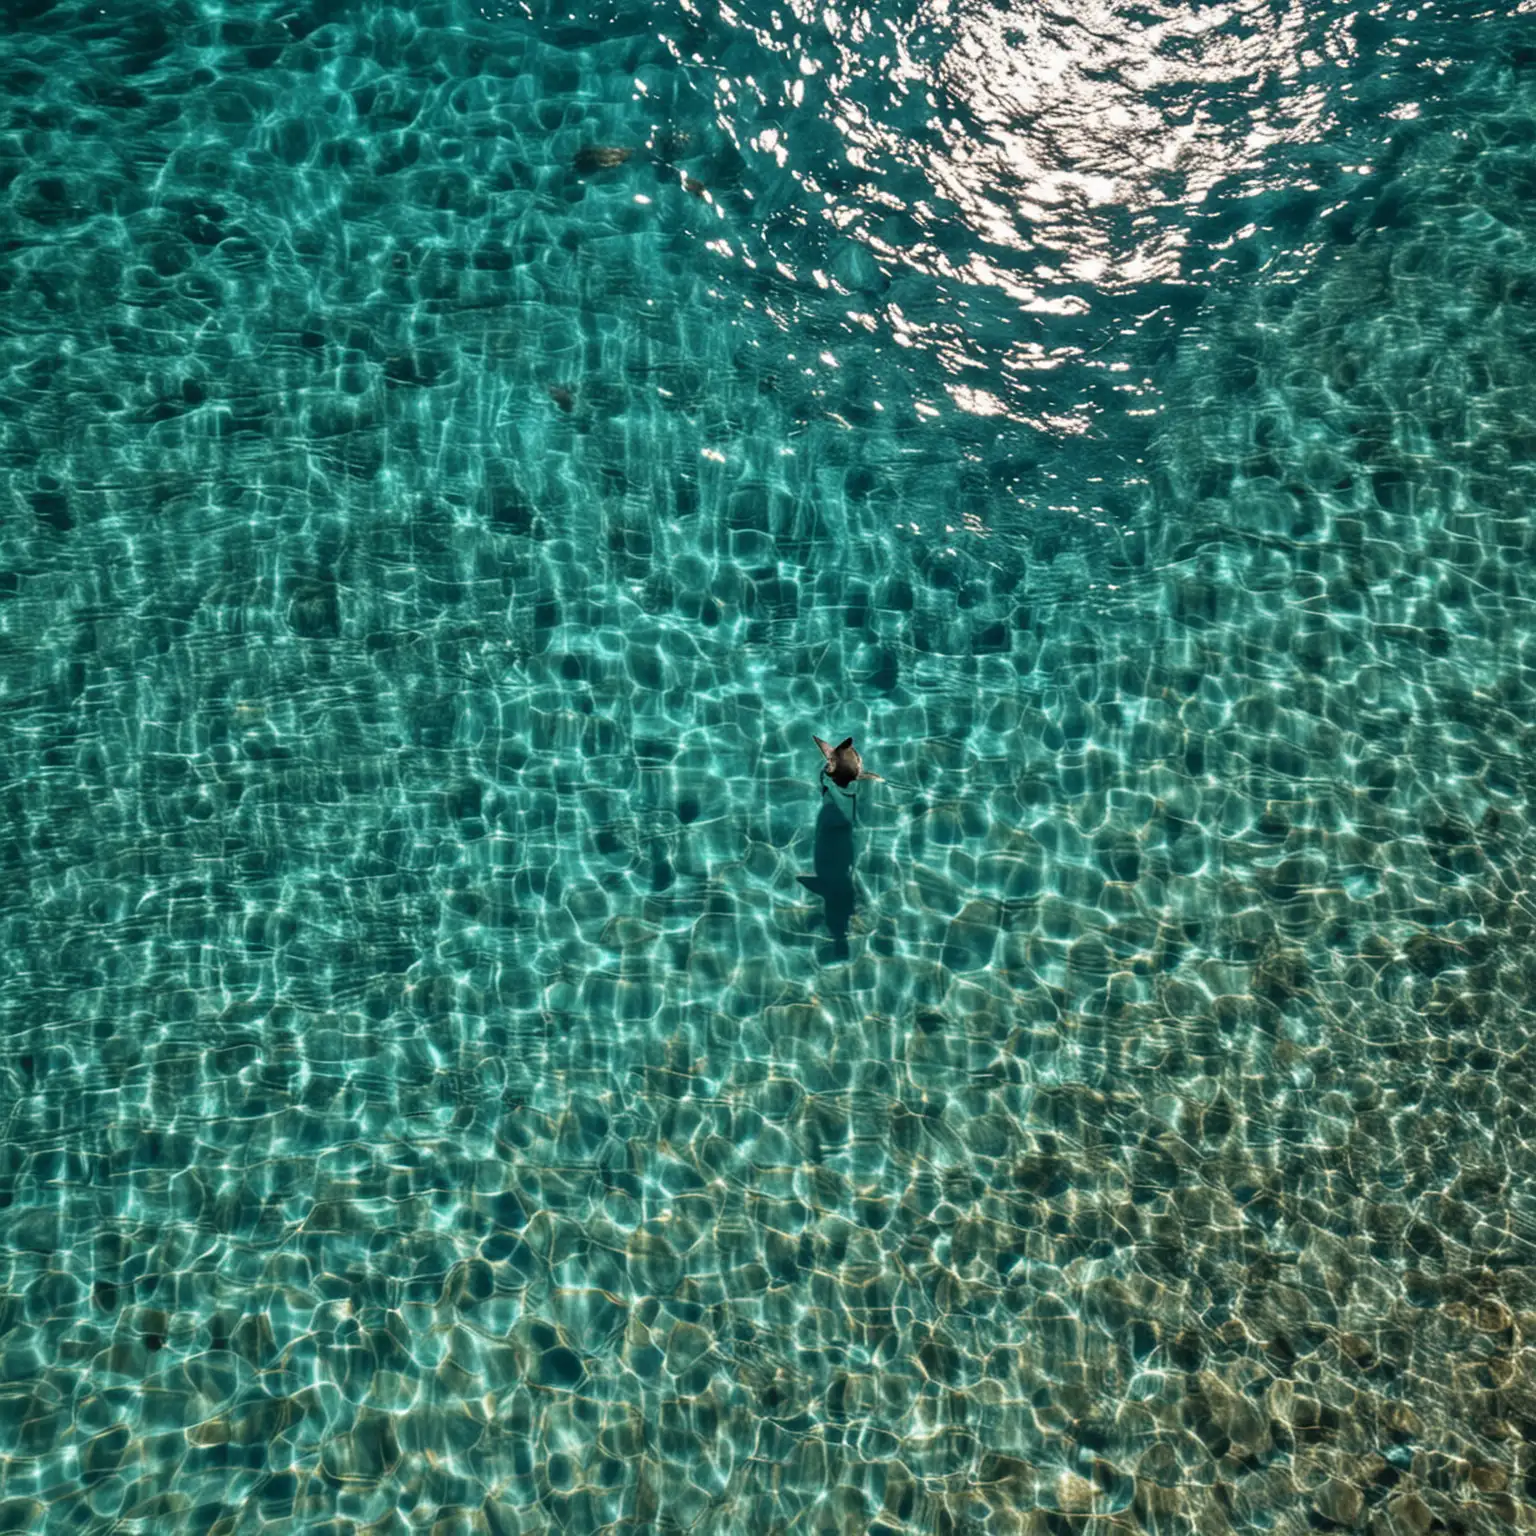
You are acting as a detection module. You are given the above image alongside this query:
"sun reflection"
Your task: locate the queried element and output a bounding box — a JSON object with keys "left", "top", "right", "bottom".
{"left": 694, "top": 0, "right": 1377, "bottom": 434}
{"left": 842, "top": 0, "right": 1346, "bottom": 295}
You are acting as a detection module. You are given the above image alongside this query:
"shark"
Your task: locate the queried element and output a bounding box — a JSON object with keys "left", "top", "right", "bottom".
{"left": 798, "top": 796, "right": 858, "bottom": 957}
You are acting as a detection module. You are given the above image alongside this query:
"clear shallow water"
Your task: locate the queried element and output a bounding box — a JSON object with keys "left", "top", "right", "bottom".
{"left": 2, "top": 0, "right": 1536, "bottom": 1530}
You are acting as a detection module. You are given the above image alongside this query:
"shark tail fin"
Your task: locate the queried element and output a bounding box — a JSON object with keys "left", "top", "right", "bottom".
{"left": 813, "top": 735, "right": 835, "bottom": 762}
{"left": 835, "top": 736, "right": 855, "bottom": 751}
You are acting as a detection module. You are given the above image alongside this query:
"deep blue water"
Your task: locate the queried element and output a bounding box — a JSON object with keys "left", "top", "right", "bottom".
{"left": 3, "top": 0, "right": 1536, "bottom": 1530}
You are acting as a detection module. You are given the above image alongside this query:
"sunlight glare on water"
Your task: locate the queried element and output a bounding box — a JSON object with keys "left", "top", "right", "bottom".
{"left": 679, "top": 0, "right": 1390, "bottom": 469}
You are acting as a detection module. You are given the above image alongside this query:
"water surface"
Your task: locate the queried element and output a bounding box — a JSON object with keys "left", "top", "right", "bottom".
{"left": 2, "top": 0, "right": 1536, "bottom": 1530}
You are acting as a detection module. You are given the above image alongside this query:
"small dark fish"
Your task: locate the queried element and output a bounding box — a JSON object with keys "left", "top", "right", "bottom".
{"left": 683, "top": 176, "right": 707, "bottom": 199}
{"left": 814, "top": 735, "right": 882, "bottom": 790}
{"left": 547, "top": 384, "right": 575, "bottom": 413}
{"left": 573, "top": 145, "right": 633, "bottom": 174}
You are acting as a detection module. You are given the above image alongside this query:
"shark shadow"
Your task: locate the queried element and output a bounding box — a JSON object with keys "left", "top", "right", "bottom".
{"left": 798, "top": 790, "right": 859, "bottom": 959}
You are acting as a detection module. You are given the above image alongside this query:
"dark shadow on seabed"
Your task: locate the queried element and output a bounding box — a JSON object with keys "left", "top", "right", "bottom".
{"left": 798, "top": 787, "right": 859, "bottom": 959}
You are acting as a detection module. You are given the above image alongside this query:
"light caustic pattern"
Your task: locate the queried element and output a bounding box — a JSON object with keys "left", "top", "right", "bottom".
{"left": 1, "top": 1, "right": 1536, "bottom": 1532}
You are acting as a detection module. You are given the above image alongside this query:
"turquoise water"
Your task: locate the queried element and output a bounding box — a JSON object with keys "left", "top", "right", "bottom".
{"left": 3, "top": 0, "right": 1536, "bottom": 1529}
